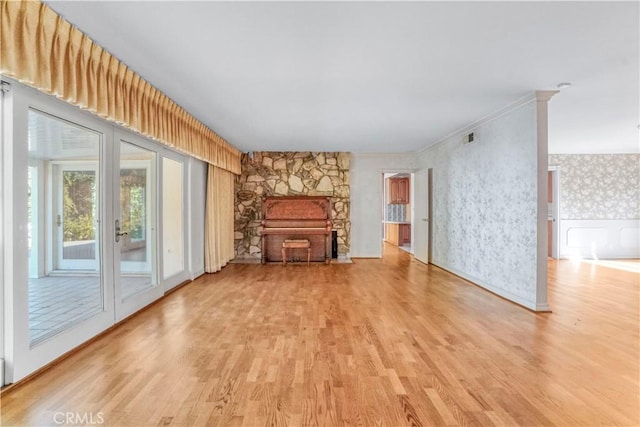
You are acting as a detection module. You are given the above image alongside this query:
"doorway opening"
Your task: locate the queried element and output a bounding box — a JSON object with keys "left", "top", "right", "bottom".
{"left": 548, "top": 167, "right": 559, "bottom": 259}
{"left": 381, "top": 171, "right": 413, "bottom": 255}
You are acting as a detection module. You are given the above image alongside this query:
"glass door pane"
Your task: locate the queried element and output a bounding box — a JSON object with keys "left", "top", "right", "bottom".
{"left": 162, "top": 157, "right": 184, "bottom": 280}
{"left": 27, "top": 109, "right": 103, "bottom": 345}
{"left": 57, "top": 166, "right": 98, "bottom": 270}
{"left": 119, "top": 141, "right": 157, "bottom": 301}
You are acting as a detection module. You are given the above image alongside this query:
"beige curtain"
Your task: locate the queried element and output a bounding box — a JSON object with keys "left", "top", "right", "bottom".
{"left": 205, "top": 165, "right": 235, "bottom": 273}
{"left": 0, "top": 0, "right": 241, "bottom": 174}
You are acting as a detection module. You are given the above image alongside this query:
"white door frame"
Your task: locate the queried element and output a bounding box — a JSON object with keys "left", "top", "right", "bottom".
{"left": 380, "top": 169, "right": 415, "bottom": 256}
{"left": 548, "top": 166, "right": 560, "bottom": 259}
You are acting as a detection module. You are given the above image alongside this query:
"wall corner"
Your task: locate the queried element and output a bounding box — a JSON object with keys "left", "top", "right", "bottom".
{"left": 534, "top": 90, "right": 558, "bottom": 310}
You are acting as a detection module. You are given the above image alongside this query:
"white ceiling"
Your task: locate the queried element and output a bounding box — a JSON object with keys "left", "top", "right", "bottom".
{"left": 46, "top": 1, "right": 639, "bottom": 154}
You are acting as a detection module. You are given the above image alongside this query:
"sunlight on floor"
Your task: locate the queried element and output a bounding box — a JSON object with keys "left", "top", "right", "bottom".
{"left": 578, "top": 259, "right": 640, "bottom": 274}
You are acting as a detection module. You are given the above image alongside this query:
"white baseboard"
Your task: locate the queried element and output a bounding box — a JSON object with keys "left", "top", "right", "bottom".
{"left": 432, "top": 261, "right": 540, "bottom": 311}
{"left": 190, "top": 268, "right": 205, "bottom": 280}
{"left": 535, "top": 302, "right": 551, "bottom": 312}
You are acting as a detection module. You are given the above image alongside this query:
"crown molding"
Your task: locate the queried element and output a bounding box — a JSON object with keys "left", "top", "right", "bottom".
{"left": 535, "top": 90, "right": 559, "bottom": 103}
{"left": 417, "top": 91, "right": 538, "bottom": 155}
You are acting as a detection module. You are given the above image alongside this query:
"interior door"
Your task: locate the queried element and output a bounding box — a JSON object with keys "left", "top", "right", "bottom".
{"left": 114, "top": 134, "right": 161, "bottom": 321}
{"left": 413, "top": 169, "right": 429, "bottom": 264}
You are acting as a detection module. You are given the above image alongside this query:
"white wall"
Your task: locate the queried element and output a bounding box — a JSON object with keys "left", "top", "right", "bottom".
{"left": 416, "top": 100, "right": 545, "bottom": 310}
{"left": 549, "top": 154, "right": 640, "bottom": 259}
{"left": 560, "top": 219, "right": 639, "bottom": 259}
{"left": 350, "top": 153, "right": 416, "bottom": 257}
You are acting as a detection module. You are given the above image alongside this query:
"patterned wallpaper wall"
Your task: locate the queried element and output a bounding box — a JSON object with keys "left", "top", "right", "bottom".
{"left": 418, "top": 102, "right": 538, "bottom": 307}
{"left": 549, "top": 154, "right": 640, "bottom": 220}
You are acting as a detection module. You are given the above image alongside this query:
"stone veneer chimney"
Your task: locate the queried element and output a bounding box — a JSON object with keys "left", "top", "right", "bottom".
{"left": 234, "top": 152, "right": 350, "bottom": 260}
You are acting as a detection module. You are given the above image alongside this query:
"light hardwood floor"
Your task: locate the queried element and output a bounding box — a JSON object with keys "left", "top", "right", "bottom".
{"left": 2, "top": 244, "right": 638, "bottom": 426}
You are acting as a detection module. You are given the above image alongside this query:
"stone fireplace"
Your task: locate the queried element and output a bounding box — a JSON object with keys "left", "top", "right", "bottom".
{"left": 234, "top": 151, "right": 350, "bottom": 260}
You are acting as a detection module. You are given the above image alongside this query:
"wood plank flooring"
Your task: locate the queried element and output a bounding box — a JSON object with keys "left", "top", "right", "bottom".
{"left": 2, "top": 244, "right": 638, "bottom": 426}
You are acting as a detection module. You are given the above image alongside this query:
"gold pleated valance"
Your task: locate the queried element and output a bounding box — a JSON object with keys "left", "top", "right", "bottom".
{"left": 1, "top": 0, "right": 241, "bottom": 174}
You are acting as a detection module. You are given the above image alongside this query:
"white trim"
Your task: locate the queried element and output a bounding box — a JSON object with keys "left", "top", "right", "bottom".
{"left": 534, "top": 90, "right": 557, "bottom": 312}
{"left": 1, "top": 79, "right": 11, "bottom": 385}
{"left": 559, "top": 219, "right": 640, "bottom": 259}
{"left": 536, "top": 303, "right": 551, "bottom": 312}
{"left": 432, "top": 261, "right": 540, "bottom": 311}
{"left": 352, "top": 152, "right": 415, "bottom": 157}
{"left": 380, "top": 168, "right": 416, "bottom": 174}
{"left": 378, "top": 168, "right": 417, "bottom": 258}
{"left": 417, "top": 91, "right": 538, "bottom": 155}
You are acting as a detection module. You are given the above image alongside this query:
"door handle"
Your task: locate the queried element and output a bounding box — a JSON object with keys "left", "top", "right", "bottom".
{"left": 115, "top": 219, "right": 128, "bottom": 243}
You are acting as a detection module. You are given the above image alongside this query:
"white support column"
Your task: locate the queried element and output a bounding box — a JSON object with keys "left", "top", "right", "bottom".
{"left": 534, "top": 90, "right": 558, "bottom": 312}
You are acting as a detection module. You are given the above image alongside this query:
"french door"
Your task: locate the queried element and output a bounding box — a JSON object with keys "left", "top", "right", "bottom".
{"left": 10, "top": 88, "right": 115, "bottom": 381}
{"left": 4, "top": 81, "right": 185, "bottom": 383}
{"left": 114, "top": 133, "right": 162, "bottom": 321}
